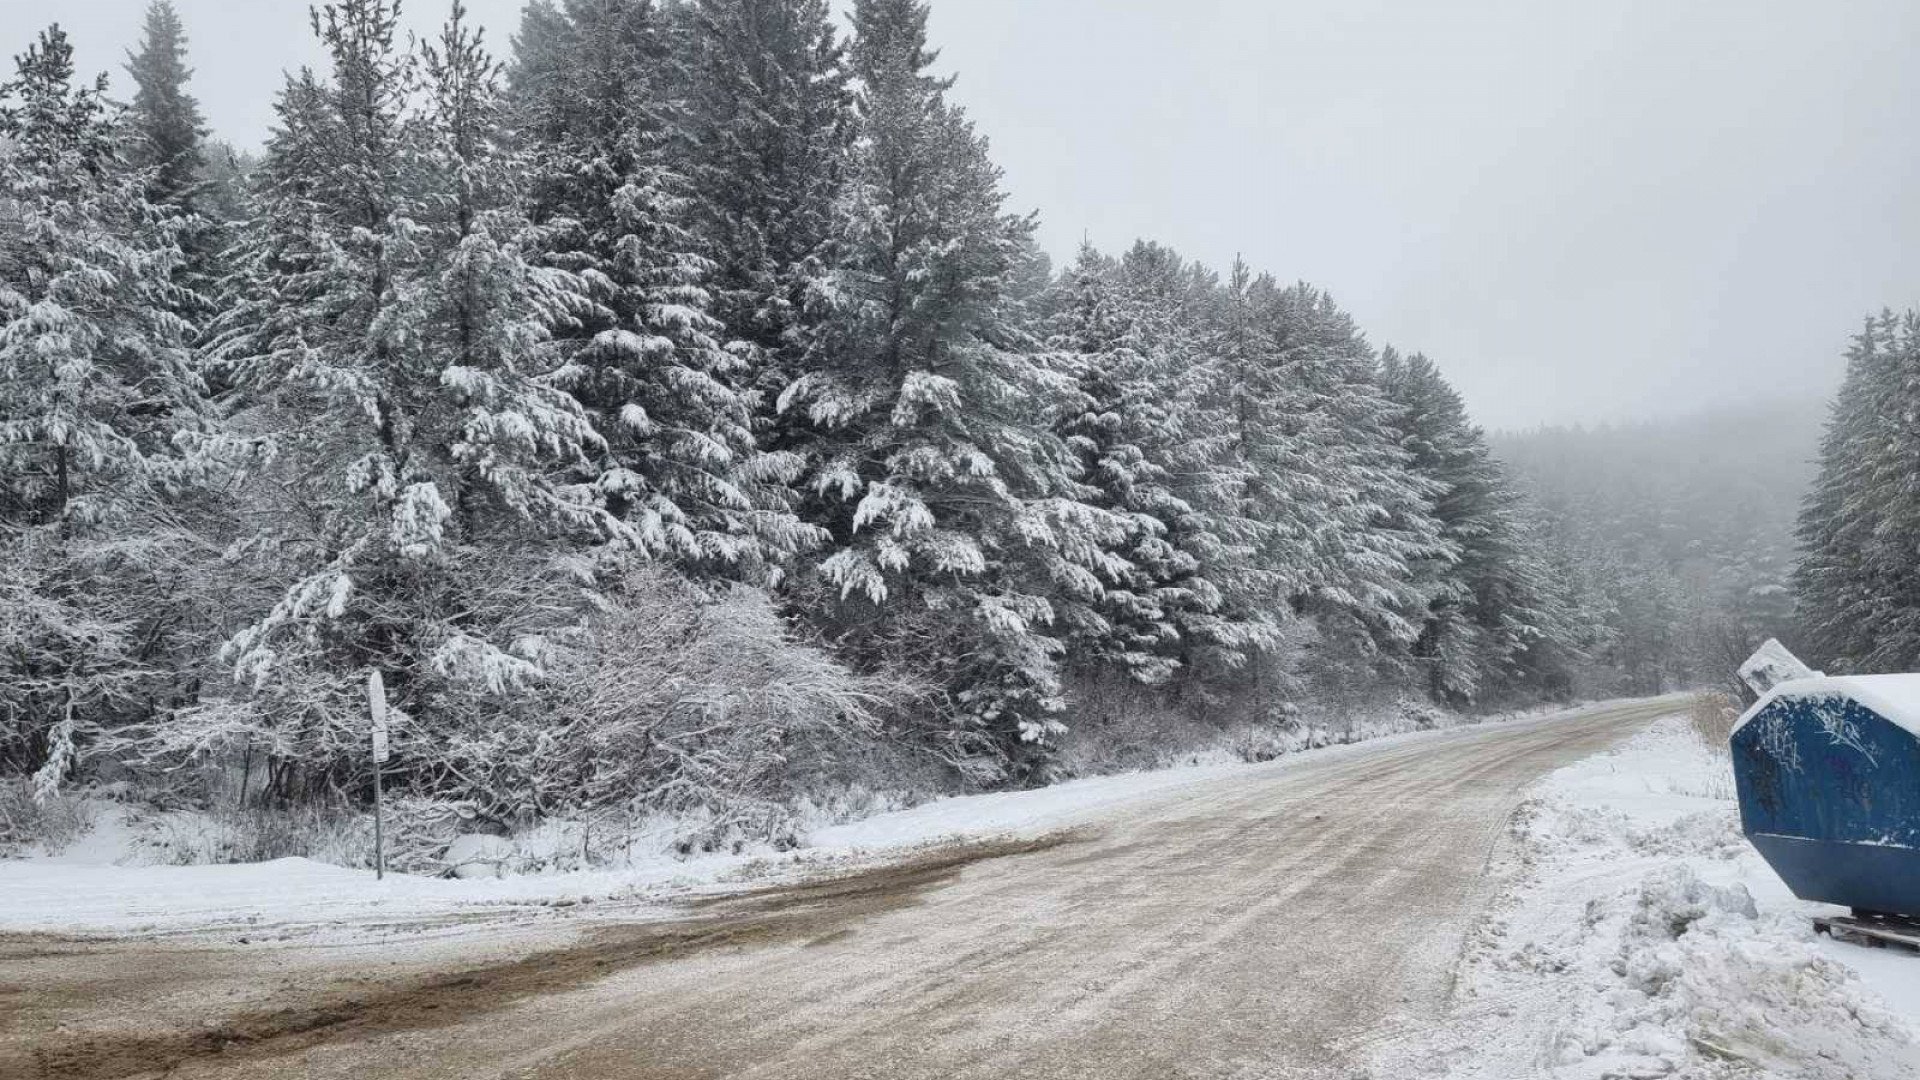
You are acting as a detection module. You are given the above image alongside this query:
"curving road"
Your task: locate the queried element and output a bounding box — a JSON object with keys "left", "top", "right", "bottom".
{"left": 11, "top": 699, "right": 1677, "bottom": 1080}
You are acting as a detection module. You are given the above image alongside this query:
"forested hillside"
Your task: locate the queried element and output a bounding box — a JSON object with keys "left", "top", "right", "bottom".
{"left": 1, "top": 0, "right": 1690, "bottom": 858}
{"left": 1497, "top": 402, "right": 1822, "bottom": 696}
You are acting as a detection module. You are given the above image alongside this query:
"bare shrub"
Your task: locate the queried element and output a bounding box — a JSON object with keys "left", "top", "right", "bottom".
{"left": 1056, "top": 646, "right": 1438, "bottom": 776}
{"left": 1221, "top": 722, "right": 1308, "bottom": 763}
{"left": 1690, "top": 692, "right": 1740, "bottom": 754}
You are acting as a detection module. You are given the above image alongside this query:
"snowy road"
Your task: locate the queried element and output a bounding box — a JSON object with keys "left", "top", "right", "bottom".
{"left": 7, "top": 699, "right": 1678, "bottom": 1080}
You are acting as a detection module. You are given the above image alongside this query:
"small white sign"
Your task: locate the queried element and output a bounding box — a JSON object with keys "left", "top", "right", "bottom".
{"left": 369, "top": 670, "right": 390, "bottom": 764}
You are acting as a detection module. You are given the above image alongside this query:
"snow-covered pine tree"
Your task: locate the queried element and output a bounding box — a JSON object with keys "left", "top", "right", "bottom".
{"left": 1799, "top": 317, "right": 1882, "bottom": 670}
{"left": 1378, "top": 346, "right": 1488, "bottom": 700}
{"left": 781, "top": 0, "right": 1129, "bottom": 765}
{"left": 1380, "top": 348, "right": 1571, "bottom": 703}
{"left": 1042, "top": 246, "right": 1185, "bottom": 684}
{"left": 121, "top": 0, "right": 234, "bottom": 325}
{"left": 0, "top": 26, "right": 207, "bottom": 796}
{"left": 676, "top": 0, "right": 852, "bottom": 414}
{"left": 1254, "top": 285, "right": 1444, "bottom": 655}
{"left": 1189, "top": 266, "right": 1435, "bottom": 673}
{"left": 1795, "top": 311, "right": 1920, "bottom": 672}
{"left": 407, "top": 4, "right": 622, "bottom": 545}
{"left": 1107, "top": 242, "right": 1287, "bottom": 680}
{"left": 190, "top": 0, "right": 611, "bottom": 800}
{"left": 1609, "top": 558, "right": 1687, "bottom": 695}
{"left": 1042, "top": 243, "right": 1276, "bottom": 688}
{"left": 1192, "top": 263, "right": 1320, "bottom": 628}
{"left": 122, "top": 1, "right": 206, "bottom": 212}
{"left": 507, "top": 0, "right": 817, "bottom": 577}
{"left": 1526, "top": 516, "right": 1611, "bottom": 694}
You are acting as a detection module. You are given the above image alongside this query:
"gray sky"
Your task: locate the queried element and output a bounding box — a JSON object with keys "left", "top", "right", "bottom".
{"left": 15, "top": 0, "right": 1920, "bottom": 429}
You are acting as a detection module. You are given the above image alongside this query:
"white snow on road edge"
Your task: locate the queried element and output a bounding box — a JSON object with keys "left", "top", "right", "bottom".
{"left": 1370, "top": 715, "right": 1920, "bottom": 1080}
{"left": 0, "top": 699, "right": 1648, "bottom": 940}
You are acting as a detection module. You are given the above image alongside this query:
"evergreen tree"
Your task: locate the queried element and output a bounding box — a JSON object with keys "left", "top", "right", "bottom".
{"left": 1610, "top": 558, "right": 1686, "bottom": 695}
{"left": 197, "top": 0, "right": 611, "bottom": 793}
{"left": 0, "top": 0, "right": 1720, "bottom": 820}
{"left": 1192, "top": 270, "right": 1442, "bottom": 667}
{"left": 1381, "top": 348, "right": 1571, "bottom": 702}
{"left": 195, "top": 140, "right": 257, "bottom": 225}
{"left": 1109, "top": 242, "right": 1285, "bottom": 679}
{"left": 0, "top": 26, "right": 207, "bottom": 795}
{"left": 1042, "top": 244, "right": 1291, "bottom": 687}
{"left": 122, "top": 0, "right": 231, "bottom": 318}
{"left": 1795, "top": 312, "right": 1920, "bottom": 672}
{"left": 1255, "top": 284, "right": 1444, "bottom": 650}
{"left": 508, "top": 0, "right": 816, "bottom": 575}
{"left": 677, "top": 0, "right": 852, "bottom": 405}
{"left": 1500, "top": 403, "right": 1820, "bottom": 694}
{"left": 123, "top": 1, "right": 206, "bottom": 211}
{"left": 1042, "top": 247, "right": 1188, "bottom": 684}
{"left": 781, "top": 0, "right": 1128, "bottom": 762}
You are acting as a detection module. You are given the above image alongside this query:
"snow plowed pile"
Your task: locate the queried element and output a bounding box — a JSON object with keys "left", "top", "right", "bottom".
{"left": 1371, "top": 716, "right": 1920, "bottom": 1080}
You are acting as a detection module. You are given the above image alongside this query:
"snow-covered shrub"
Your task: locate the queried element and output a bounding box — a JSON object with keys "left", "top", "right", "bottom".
{"left": 1673, "top": 705, "right": 1741, "bottom": 802}
{"left": 127, "top": 536, "right": 594, "bottom": 811}
{"left": 1231, "top": 721, "right": 1331, "bottom": 761}
{"left": 148, "top": 805, "right": 371, "bottom": 867}
{"left": 142, "top": 798, "right": 476, "bottom": 873}
{"left": 381, "top": 797, "right": 483, "bottom": 875}
{"left": 1052, "top": 672, "right": 1210, "bottom": 776}
{"left": 0, "top": 522, "right": 209, "bottom": 802}
{"left": 0, "top": 777, "right": 93, "bottom": 855}
{"left": 1052, "top": 666, "right": 1331, "bottom": 775}
{"left": 1054, "top": 667, "right": 1464, "bottom": 776}
{"left": 118, "top": 559, "right": 925, "bottom": 864}
{"left": 412, "top": 569, "right": 914, "bottom": 854}
{"left": 555, "top": 571, "right": 908, "bottom": 850}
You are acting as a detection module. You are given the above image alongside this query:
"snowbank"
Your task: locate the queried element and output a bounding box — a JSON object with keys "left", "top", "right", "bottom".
{"left": 1374, "top": 717, "right": 1920, "bottom": 1079}
{"left": 0, "top": 700, "right": 1625, "bottom": 939}
{"left": 1, "top": 834, "right": 747, "bottom": 938}
{"left": 0, "top": 748, "right": 1371, "bottom": 938}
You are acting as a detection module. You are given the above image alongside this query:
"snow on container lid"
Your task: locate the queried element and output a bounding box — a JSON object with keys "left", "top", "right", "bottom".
{"left": 1733, "top": 672, "right": 1920, "bottom": 741}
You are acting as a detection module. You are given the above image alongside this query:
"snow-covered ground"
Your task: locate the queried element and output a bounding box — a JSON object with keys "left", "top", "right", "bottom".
{"left": 2, "top": 768, "right": 1269, "bottom": 938}
{"left": 0, "top": 701, "right": 1600, "bottom": 940}
{"left": 1372, "top": 715, "right": 1920, "bottom": 1079}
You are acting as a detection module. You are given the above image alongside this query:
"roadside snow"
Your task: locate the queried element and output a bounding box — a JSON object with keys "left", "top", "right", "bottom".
{"left": 1370, "top": 716, "right": 1920, "bottom": 1080}
{"left": 0, "top": 781, "right": 1250, "bottom": 940}
{"left": 0, "top": 740, "right": 1389, "bottom": 939}
{"left": 1, "top": 823, "right": 752, "bottom": 938}
{"left": 0, "top": 700, "right": 1624, "bottom": 939}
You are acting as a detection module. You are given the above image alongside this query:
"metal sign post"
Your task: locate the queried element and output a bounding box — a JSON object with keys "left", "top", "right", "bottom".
{"left": 369, "top": 670, "right": 389, "bottom": 881}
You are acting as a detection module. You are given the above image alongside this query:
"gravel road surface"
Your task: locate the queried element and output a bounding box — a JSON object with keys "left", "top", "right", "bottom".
{"left": 5, "top": 699, "right": 1678, "bottom": 1080}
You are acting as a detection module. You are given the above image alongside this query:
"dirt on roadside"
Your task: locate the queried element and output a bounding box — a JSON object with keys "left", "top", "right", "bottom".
{"left": 3, "top": 834, "right": 1076, "bottom": 1080}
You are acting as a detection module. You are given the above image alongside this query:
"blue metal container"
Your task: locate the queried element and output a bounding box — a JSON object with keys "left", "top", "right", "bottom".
{"left": 1732, "top": 675, "right": 1920, "bottom": 917}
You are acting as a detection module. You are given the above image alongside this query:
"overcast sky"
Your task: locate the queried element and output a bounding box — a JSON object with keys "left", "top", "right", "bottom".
{"left": 12, "top": 0, "right": 1920, "bottom": 430}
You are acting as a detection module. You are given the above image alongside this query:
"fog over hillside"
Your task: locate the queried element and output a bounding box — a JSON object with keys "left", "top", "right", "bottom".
{"left": 1495, "top": 400, "right": 1824, "bottom": 694}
